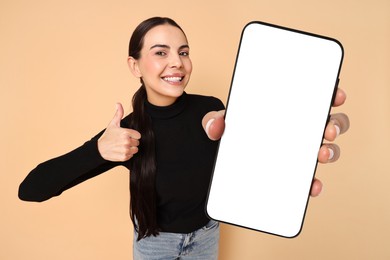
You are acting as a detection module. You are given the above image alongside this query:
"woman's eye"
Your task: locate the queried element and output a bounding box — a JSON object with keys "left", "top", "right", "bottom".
{"left": 180, "top": 51, "right": 189, "bottom": 56}
{"left": 156, "top": 51, "right": 166, "bottom": 56}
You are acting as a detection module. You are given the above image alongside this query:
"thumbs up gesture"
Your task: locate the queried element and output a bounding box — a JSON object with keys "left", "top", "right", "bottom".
{"left": 97, "top": 103, "right": 141, "bottom": 162}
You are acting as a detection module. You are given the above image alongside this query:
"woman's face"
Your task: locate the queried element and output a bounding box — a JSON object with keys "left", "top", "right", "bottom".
{"left": 129, "top": 24, "right": 192, "bottom": 106}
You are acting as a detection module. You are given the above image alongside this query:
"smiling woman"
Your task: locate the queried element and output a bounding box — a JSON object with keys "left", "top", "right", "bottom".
{"left": 127, "top": 22, "right": 192, "bottom": 106}
{"left": 125, "top": 18, "right": 196, "bottom": 241}
{"left": 18, "top": 16, "right": 349, "bottom": 260}
{"left": 18, "top": 17, "right": 225, "bottom": 260}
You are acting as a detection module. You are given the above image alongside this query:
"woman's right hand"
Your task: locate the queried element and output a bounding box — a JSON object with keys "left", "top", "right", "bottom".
{"left": 98, "top": 103, "right": 141, "bottom": 162}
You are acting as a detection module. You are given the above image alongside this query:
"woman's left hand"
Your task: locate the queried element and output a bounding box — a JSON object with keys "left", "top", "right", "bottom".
{"left": 310, "top": 88, "right": 349, "bottom": 197}
{"left": 202, "top": 88, "right": 350, "bottom": 197}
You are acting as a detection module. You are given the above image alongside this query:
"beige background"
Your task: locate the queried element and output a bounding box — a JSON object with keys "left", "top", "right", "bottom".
{"left": 1, "top": 0, "right": 389, "bottom": 259}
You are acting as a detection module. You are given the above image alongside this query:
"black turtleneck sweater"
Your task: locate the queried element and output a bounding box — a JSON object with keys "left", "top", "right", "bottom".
{"left": 18, "top": 92, "right": 225, "bottom": 233}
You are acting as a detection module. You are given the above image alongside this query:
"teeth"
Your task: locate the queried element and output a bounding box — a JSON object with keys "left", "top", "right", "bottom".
{"left": 163, "top": 76, "right": 183, "bottom": 82}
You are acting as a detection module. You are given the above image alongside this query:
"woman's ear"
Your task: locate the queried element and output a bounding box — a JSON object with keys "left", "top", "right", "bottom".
{"left": 127, "top": 56, "right": 142, "bottom": 78}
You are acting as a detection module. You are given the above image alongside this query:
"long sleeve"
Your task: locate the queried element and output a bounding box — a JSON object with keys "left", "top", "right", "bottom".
{"left": 18, "top": 129, "right": 128, "bottom": 202}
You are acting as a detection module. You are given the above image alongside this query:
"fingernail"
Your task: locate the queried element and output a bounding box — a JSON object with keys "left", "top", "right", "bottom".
{"left": 205, "top": 118, "right": 215, "bottom": 134}
{"left": 334, "top": 124, "right": 340, "bottom": 137}
{"left": 328, "top": 148, "right": 334, "bottom": 160}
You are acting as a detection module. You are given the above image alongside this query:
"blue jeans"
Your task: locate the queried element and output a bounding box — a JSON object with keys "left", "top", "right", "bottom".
{"left": 133, "top": 220, "right": 220, "bottom": 260}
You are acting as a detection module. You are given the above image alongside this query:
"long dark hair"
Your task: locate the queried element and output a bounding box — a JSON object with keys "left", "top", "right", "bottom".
{"left": 128, "top": 17, "right": 186, "bottom": 240}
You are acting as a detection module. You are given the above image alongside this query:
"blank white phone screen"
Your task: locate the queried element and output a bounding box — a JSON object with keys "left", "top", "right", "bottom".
{"left": 206, "top": 22, "right": 343, "bottom": 238}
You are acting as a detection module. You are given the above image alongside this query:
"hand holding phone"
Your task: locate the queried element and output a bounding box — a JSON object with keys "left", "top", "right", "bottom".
{"left": 206, "top": 21, "right": 344, "bottom": 238}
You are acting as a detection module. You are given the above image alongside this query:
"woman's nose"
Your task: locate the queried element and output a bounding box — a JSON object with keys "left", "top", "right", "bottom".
{"left": 169, "top": 53, "right": 183, "bottom": 68}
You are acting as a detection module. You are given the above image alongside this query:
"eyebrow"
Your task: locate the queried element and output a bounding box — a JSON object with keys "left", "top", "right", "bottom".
{"left": 150, "top": 44, "right": 190, "bottom": 50}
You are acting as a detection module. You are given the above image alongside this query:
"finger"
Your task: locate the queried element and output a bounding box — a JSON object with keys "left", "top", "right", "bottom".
{"left": 116, "top": 146, "right": 139, "bottom": 162}
{"left": 333, "top": 88, "right": 347, "bottom": 107}
{"left": 124, "top": 129, "right": 141, "bottom": 140}
{"left": 202, "top": 111, "right": 218, "bottom": 129}
{"left": 202, "top": 110, "right": 225, "bottom": 141}
{"left": 329, "top": 113, "right": 350, "bottom": 135}
{"left": 310, "top": 178, "right": 323, "bottom": 197}
{"left": 318, "top": 143, "right": 340, "bottom": 163}
{"left": 109, "top": 103, "right": 124, "bottom": 128}
{"left": 127, "top": 137, "right": 140, "bottom": 147}
{"left": 206, "top": 113, "right": 225, "bottom": 141}
{"left": 127, "top": 146, "right": 139, "bottom": 158}
{"left": 324, "top": 121, "right": 340, "bottom": 142}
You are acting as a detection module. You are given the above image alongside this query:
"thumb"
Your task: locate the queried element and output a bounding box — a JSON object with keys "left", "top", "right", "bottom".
{"left": 109, "top": 103, "right": 124, "bottom": 128}
{"left": 203, "top": 110, "right": 225, "bottom": 141}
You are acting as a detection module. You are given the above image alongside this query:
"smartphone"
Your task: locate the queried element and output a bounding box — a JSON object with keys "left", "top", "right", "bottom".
{"left": 206, "top": 21, "right": 343, "bottom": 238}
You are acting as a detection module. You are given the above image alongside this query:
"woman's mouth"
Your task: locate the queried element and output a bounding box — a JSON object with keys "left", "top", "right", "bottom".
{"left": 162, "top": 76, "right": 184, "bottom": 83}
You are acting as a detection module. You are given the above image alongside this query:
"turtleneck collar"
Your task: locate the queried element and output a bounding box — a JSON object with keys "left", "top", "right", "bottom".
{"left": 145, "top": 92, "right": 187, "bottom": 119}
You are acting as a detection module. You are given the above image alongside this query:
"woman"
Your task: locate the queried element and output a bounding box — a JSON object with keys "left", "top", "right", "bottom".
{"left": 19, "top": 17, "right": 349, "bottom": 259}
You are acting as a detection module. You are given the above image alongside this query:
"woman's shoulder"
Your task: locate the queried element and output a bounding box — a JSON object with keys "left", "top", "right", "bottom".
{"left": 186, "top": 93, "right": 225, "bottom": 109}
